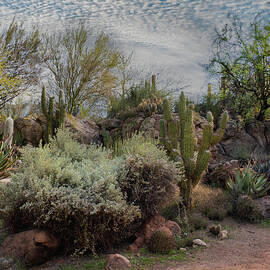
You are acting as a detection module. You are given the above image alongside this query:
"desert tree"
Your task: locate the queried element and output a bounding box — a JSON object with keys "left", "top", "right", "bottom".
{"left": 208, "top": 16, "right": 270, "bottom": 121}
{"left": 42, "top": 23, "right": 123, "bottom": 115}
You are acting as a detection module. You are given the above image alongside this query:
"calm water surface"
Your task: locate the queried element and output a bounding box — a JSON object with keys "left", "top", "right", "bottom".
{"left": 0, "top": 0, "right": 269, "bottom": 95}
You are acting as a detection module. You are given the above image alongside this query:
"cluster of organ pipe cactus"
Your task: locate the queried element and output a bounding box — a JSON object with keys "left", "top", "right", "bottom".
{"left": 41, "top": 86, "right": 66, "bottom": 143}
{"left": 160, "top": 91, "right": 229, "bottom": 207}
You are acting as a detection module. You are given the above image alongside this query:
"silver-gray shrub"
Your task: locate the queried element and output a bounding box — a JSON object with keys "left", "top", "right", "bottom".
{"left": 0, "top": 130, "right": 183, "bottom": 255}
{"left": 0, "top": 129, "right": 140, "bottom": 254}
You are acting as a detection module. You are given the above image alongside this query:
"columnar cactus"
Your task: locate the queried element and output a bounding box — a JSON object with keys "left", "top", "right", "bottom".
{"left": 160, "top": 91, "right": 229, "bottom": 207}
{"left": 3, "top": 117, "right": 14, "bottom": 148}
{"left": 41, "top": 86, "right": 66, "bottom": 143}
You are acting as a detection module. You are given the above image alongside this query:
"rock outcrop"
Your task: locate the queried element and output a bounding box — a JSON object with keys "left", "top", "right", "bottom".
{"left": 0, "top": 230, "right": 60, "bottom": 266}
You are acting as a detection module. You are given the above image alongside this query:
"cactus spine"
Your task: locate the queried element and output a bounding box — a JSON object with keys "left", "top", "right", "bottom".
{"left": 41, "top": 86, "right": 66, "bottom": 143}
{"left": 160, "top": 91, "right": 229, "bottom": 207}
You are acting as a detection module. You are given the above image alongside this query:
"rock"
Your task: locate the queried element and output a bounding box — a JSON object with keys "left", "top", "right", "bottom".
{"left": 0, "top": 230, "right": 60, "bottom": 266}
{"left": 0, "top": 178, "right": 11, "bottom": 184}
{"left": 98, "top": 118, "right": 122, "bottom": 130}
{"left": 122, "top": 116, "right": 144, "bottom": 137}
{"left": 65, "top": 115, "right": 101, "bottom": 144}
{"left": 192, "top": 239, "right": 207, "bottom": 247}
{"left": 129, "top": 215, "right": 182, "bottom": 252}
{"left": 209, "top": 224, "right": 222, "bottom": 236}
{"left": 105, "top": 254, "right": 131, "bottom": 270}
{"left": 14, "top": 118, "right": 43, "bottom": 147}
{"left": 205, "top": 160, "right": 239, "bottom": 187}
{"left": 218, "top": 230, "right": 228, "bottom": 240}
{"left": 142, "top": 215, "right": 166, "bottom": 244}
{"left": 255, "top": 196, "right": 270, "bottom": 219}
{"left": 179, "top": 248, "right": 187, "bottom": 252}
{"left": 164, "top": 220, "right": 181, "bottom": 237}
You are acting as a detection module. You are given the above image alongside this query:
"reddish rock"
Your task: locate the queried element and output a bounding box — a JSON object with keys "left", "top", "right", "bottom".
{"left": 165, "top": 220, "right": 181, "bottom": 237}
{"left": 14, "top": 118, "right": 43, "bottom": 146}
{"left": 0, "top": 230, "right": 60, "bottom": 266}
{"left": 142, "top": 215, "right": 166, "bottom": 244}
{"left": 158, "top": 226, "right": 173, "bottom": 238}
{"left": 105, "top": 254, "right": 131, "bottom": 270}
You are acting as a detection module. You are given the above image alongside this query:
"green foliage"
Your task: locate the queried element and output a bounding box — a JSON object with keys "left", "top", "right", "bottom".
{"left": 194, "top": 83, "right": 223, "bottom": 126}
{"left": 160, "top": 92, "right": 229, "bottom": 207}
{"left": 0, "top": 140, "right": 16, "bottom": 179}
{"left": 235, "top": 195, "right": 263, "bottom": 223}
{"left": 101, "top": 127, "right": 113, "bottom": 148}
{"left": 0, "top": 19, "right": 41, "bottom": 109}
{"left": 148, "top": 230, "right": 176, "bottom": 254}
{"left": 42, "top": 23, "right": 121, "bottom": 115}
{"left": 162, "top": 202, "right": 180, "bottom": 221}
{"left": 209, "top": 17, "right": 270, "bottom": 121}
{"left": 0, "top": 130, "right": 181, "bottom": 255}
{"left": 226, "top": 166, "right": 270, "bottom": 199}
{"left": 118, "top": 134, "right": 183, "bottom": 219}
{"left": 108, "top": 75, "right": 164, "bottom": 119}
{"left": 41, "top": 86, "right": 66, "bottom": 143}
{"left": 0, "top": 129, "right": 141, "bottom": 254}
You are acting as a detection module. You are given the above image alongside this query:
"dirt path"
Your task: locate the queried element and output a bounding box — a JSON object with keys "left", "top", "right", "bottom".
{"left": 166, "top": 220, "right": 270, "bottom": 270}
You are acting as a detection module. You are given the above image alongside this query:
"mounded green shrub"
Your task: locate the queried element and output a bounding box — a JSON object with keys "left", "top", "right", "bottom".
{"left": 235, "top": 195, "right": 263, "bottom": 223}
{"left": 0, "top": 130, "right": 182, "bottom": 255}
{"left": 0, "top": 129, "right": 141, "bottom": 254}
{"left": 117, "top": 134, "right": 184, "bottom": 219}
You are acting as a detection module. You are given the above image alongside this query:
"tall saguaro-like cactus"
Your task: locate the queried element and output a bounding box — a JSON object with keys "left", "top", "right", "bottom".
{"left": 160, "top": 92, "right": 229, "bottom": 207}
{"left": 41, "top": 86, "right": 66, "bottom": 143}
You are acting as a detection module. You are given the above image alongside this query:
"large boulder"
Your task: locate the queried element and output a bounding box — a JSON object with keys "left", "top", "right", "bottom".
{"left": 105, "top": 254, "right": 131, "bottom": 270}
{"left": 64, "top": 115, "right": 101, "bottom": 144}
{"left": 0, "top": 230, "right": 60, "bottom": 266}
{"left": 14, "top": 118, "right": 43, "bottom": 147}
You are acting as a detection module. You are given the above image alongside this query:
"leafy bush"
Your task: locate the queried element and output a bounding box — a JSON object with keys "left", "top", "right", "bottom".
{"left": 226, "top": 166, "right": 270, "bottom": 199}
{"left": 0, "top": 129, "right": 140, "bottom": 254}
{"left": 0, "top": 130, "right": 181, "bottom": 255}
{"left": 235, "top": 195, "right": 263, "bottom": 223}
{"left": 118, "top": 134, "right": 183, "bottom": 219}
{"left": 192, "top": 184, "right": 233, "bottom": 221}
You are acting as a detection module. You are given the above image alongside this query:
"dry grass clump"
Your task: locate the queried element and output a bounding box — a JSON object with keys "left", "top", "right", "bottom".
{"left": 192, "top": 184, "right": 233, "bottom": 221}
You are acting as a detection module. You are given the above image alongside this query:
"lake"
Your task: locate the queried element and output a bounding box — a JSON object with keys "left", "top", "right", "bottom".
{"left": 0, "top": 0, "right": 269, "bottom": 97}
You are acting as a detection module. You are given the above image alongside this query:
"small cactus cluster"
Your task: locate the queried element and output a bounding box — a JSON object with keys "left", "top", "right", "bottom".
{"left": 160, "top": 92, "right": 229, "bottom": 207}
{"left": 41, "top": 86, "right": 66, "bottom": 143}
{"left": 136, "top": 94, "right": 163, "bottom": 116}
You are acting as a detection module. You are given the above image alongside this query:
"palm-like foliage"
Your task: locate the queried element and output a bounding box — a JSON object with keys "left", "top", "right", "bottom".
{"left": 227, "top": 166, "right": 270, "bottom": 199}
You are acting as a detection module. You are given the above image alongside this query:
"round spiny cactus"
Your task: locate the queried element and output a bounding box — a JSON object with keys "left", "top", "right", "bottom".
{"left": 148, "top": 229, "right": 176, "bottom": 254}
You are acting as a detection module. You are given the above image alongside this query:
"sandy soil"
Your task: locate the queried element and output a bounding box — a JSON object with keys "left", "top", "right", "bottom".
{"left": 165, "top": 219, "right": 270, "bottom": 270}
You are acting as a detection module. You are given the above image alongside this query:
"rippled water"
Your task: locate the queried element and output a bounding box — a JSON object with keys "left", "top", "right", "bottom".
{"left": 0, "top": 0, "right": 269, "bottom": 94}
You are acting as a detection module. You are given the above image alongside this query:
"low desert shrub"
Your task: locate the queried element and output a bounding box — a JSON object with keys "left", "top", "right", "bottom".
{"left": 0, "top": 130, "right": 182, "bottom": 255}
{"left": 235, "top": 195, "right": 263, "bottom": 223}
{"left": 118, "top": 134, "right": 183, "bottom": 219}
{"left": 188, "top": 213, "right": 208, "bottom": 231}
{"left": 192, "top": 184, "right": 233, "bottom": 221}
{"left": 0, "top": 129, "right": 141, "bottom": 254}
{"left": 175, "top": 236, "right": 193, "bottom": 249}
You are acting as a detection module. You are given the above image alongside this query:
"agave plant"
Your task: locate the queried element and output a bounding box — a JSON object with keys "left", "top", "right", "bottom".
{"left": 0, "top": 140, "right": 16, "bottom": 179}
{"left": 226, "top": 166, "right": 270, "bottom": 199}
